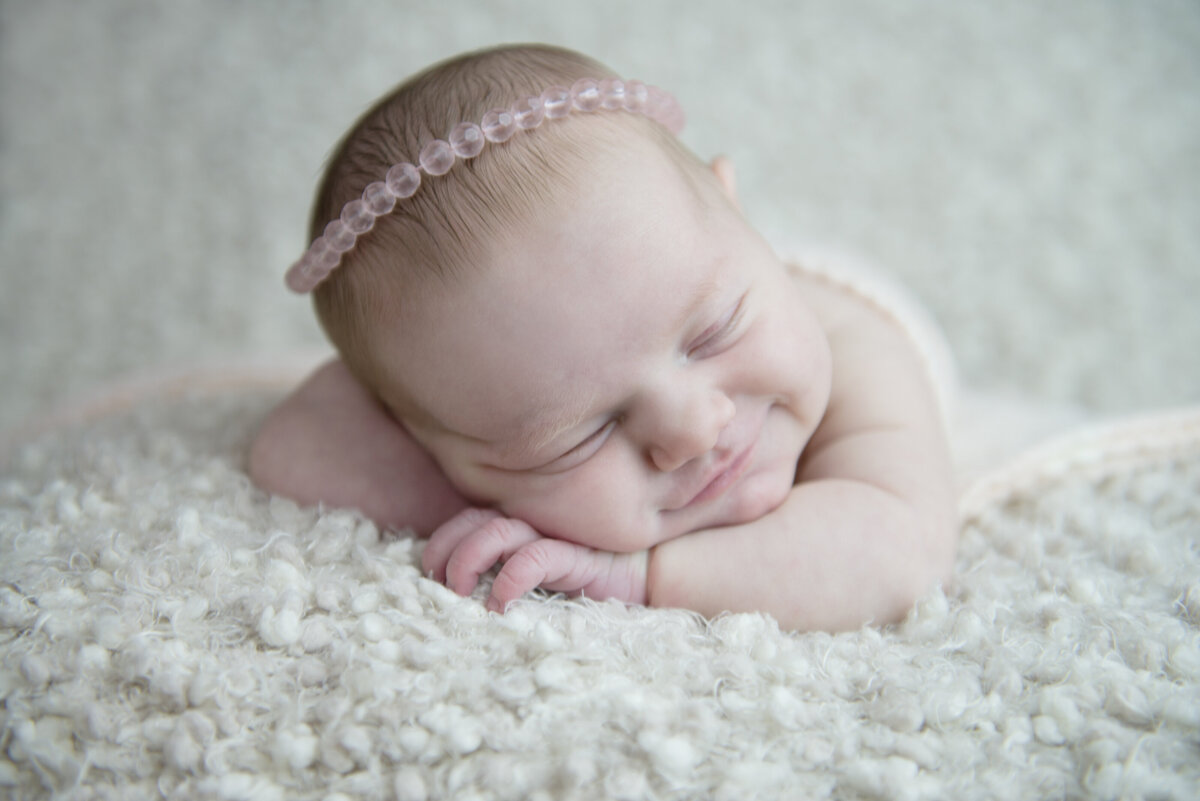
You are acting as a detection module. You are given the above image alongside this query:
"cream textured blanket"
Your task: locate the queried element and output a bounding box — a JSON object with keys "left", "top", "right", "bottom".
{"left": 1, "top": 386, "right": 1197, "bottom": 801}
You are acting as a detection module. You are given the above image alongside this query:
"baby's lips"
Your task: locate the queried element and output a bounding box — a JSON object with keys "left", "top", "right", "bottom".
{"left": 667, "top": 440, "right": 754, "bottom": 511}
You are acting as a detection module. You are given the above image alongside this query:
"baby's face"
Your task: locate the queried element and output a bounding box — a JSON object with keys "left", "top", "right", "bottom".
{"left": 377, "top": 137, "right": 832, "bottom": 552}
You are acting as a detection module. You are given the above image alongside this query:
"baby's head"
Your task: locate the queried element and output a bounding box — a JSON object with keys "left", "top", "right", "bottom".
{"left": 304, "top": 45, "right": 693, "bottom": 405}
{"left": 294, "top": 44, "right": 833, "bottom": 550}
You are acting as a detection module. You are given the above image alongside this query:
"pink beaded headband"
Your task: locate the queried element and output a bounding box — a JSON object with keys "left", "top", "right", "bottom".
{"left": 286, "top": 78, "right": 685, "bottom": 293}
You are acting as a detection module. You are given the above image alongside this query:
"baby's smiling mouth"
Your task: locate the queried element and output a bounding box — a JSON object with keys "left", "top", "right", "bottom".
{"left": 672, "top": 440, "right": 756, "bottom": 511}
{"left": 663, "top": 402, "right": 768, "bottom": 514}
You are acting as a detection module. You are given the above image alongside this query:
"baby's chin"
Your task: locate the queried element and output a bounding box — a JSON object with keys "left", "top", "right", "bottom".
{"left": 701, "top": 462, "right": 794, "bottom": 530}
{"left": 656, "top": 464, "right": 794, "bottom": 544}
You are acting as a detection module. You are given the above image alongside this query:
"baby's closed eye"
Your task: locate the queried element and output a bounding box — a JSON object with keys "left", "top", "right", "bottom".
{"left": 686, "top": 293, "right": 747, "bottom": 360}
{"left": 531, "top": 419, "right": 618, "bottom": 474}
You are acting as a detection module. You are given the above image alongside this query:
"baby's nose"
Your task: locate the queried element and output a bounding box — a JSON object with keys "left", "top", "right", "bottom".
{"left": 647, "top": 388, "right": 735, "bottom": 472}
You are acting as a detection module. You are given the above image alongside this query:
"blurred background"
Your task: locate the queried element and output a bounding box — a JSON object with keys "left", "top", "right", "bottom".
{"left": 2, "top": 0, "right": 1198, "bottom": 434}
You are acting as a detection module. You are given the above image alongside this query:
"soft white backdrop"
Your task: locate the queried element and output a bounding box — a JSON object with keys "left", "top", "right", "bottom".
{"left": 2, "top": 0, "right": 1198, "bottom": 432}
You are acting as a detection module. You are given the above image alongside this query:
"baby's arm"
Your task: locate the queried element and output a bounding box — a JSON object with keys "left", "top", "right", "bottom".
{"left": 648, "top": 278, "right": 957, "bottom": 631}
{"left": 248, "top": 359, "right": 469, "bottom": 535}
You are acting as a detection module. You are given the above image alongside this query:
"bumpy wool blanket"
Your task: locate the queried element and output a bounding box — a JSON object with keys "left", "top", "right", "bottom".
{"left": 1, "top": 381, "right": 1198, "bottom": 801}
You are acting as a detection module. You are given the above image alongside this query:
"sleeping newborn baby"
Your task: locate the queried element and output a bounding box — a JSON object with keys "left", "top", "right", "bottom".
{"left": 250, "top": 43, "right": 957, "bottom": 631}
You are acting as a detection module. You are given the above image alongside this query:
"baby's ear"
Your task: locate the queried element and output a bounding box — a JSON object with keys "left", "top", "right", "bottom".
{"left": 709, "top": 155, "right": 740, "bottom": 209}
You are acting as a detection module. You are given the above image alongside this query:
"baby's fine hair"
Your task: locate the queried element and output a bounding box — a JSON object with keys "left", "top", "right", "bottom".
{"left": 309, "top": 44, "right": 703, "bottom": 405}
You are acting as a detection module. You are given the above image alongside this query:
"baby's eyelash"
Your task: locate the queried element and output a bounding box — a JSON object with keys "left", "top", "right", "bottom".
{"left": 688, "top": 294, "right": 746, "bottom": 358}
{"left": 563, "top": 420, "right": 612, "bottom": 456}
{"left": 532, "top": 419, "right": 617, "bottom": 474}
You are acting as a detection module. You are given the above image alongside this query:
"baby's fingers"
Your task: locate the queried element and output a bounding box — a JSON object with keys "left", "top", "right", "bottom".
{"left": 444, "top": 516, "right": 541, "bottom": 597}
{"left": 489, "top": 539, "right": 598, "bottom": 612}
{"left": 421, "top": 507, "right": 501, "bottom": 582}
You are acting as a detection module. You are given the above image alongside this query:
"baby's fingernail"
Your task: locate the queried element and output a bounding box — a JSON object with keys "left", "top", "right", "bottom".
{"left": 486, "top": 598, "right": 502, "bottom": 613}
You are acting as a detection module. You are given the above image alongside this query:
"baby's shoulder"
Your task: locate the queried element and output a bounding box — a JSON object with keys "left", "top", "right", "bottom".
{"left": 786, "top": 259, "right": 943, "bottom": 431}
{"left": 786, "top": 261, "right": 951, "bottom": 492}
{"left": 785, "top": 261, "right": 905, "bottom": 344}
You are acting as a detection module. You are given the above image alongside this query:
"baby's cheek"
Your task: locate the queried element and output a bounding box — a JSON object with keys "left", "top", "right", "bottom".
{"left": 420, "top": 447, "right": 495, "bottom": 507}
{"left": 758, "top": 295, "right": 832, "bottom": 411}
{"left": 503, "top": 483, "right": 659, "bottom": 554}
{"left": 481, "top": 444, "right": 660, "bottom": 553}
{"left": 533, "top": 505, "right": 649, "bottom": 553}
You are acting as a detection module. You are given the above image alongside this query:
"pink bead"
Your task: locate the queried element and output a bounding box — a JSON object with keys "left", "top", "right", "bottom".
{"left": 646, "top": 87, "right": 678, "bottom": 126}
{"left": 362, "top": 181, "right": 396, "bottom": 215}
{"left": 481, "top": 108, "right": 517, "bottom": 142}
{"left": 449, "top": 122, "right": 485, "bottom": 158}
{"left": 292, "top": 242, "right": 337, "bottom": 293}
{"left": 324, "top": 220, "right": 356, "bottom": 253}
{"left": 303, "top": 262, "right": 333, "bottom": 291}
{"left": 295, "top": 252, "right": 316, "bottom": 276}
{"left": 623, "top": 80, "right": 648, "bottom": 113}
{"left": 306, "top": 238, "right": 327, "bottom": 265}
{"left": 599, "top": 78, "right": 626, "bottom": 110}
{"left": 658, "top": 97, "right": 686, "bottom": 134}
{"left": 340, "top": 199, "right": 375, "bottom": 234}
{"left": 419, "top": 140, "right": 455, "bottom": 175}
{"left": 286, "top": 272, "right": 314, "bottom": 293}
{"left": 385, "top": 163, "right": 421, "bottom": 198}
{"left": 512, "top": 95, "right": 545, "bottom": 129}
{"left": 286, "top": 264, "right": 316, "bottom": 293}
{"left": 542, "top": 85, "right": 571, "bottom": 119}
{"left": 570, "top": 78, "right": 602, "bottom": 111}
{"left": 643, "top": 87, "right": 661, "bottom": 117}
{"left": 311, "top": 238, "right": 339, "bottom": 269}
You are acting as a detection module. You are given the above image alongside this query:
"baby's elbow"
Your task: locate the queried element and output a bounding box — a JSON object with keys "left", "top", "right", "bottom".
{"left": 871, "top": 499, "right": 957, "bottom": 626}
{"left": 895, "top": 509, "right": 959, "bottom": 623}
{"left": 925, "top": 496, "right": 960, "bottom": 587}
{"left": 247, "top": 415, "right": 289, "bottom": 496}
{"left": 246, "top": 404, "right": 320, "bottom": 507}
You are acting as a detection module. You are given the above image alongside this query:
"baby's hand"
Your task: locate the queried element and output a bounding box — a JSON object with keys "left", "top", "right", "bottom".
{"left": 421, "top": 508, "right": 648, "bottom": 612}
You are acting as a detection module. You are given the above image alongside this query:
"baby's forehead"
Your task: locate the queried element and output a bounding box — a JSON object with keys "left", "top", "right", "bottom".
{"left": 362, "top": 122, "right": 724, "bottom": 426}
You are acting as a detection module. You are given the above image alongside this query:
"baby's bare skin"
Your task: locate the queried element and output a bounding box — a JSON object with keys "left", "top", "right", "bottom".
{"left": 248, "top": 360, "right": 469, "bottom": 536}
{"left": 646, "top": 270, "right": 956, "bottom": 630}
{"left": 250, "top": 265, "right": 955, "bottom": 631}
